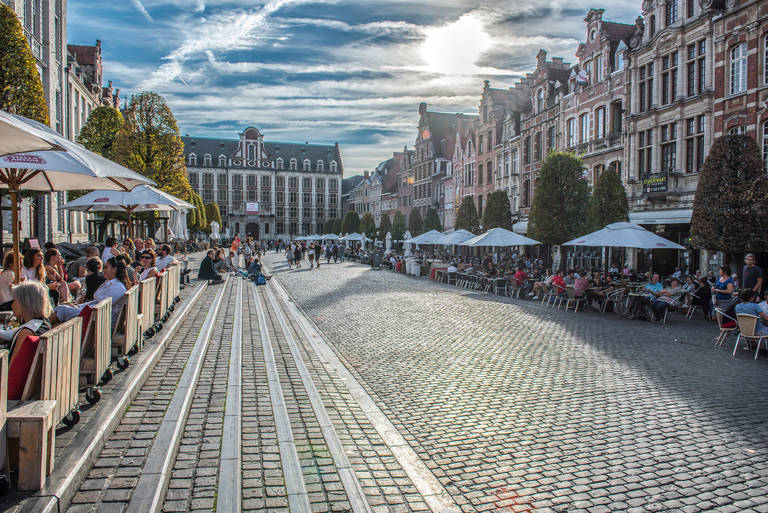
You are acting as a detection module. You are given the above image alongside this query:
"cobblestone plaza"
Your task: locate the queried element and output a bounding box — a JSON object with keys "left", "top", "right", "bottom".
{"left": 259, "top": 254, "right": 768, "bottom": 512}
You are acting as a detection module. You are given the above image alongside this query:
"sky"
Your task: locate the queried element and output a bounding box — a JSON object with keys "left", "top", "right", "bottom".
{"left": 67, "top": 0, "right": 638, "bottom": 177}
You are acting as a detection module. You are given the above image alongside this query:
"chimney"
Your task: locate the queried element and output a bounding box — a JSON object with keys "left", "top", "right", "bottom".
{"left": 364, "top": 170, "right": 369, "bottom": 179}
{"left": 96, "top": 40, "right": 101, "bottom": 48}
{"left": 418, "top": 102, "right": 427, "bottom": 115}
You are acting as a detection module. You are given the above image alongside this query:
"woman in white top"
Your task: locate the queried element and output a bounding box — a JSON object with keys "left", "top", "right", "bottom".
{"left": 135, "top": 249, "right": 159, "bottom": 281}
{"left": 101, "top": 237, "right": 120, "bottom": 264}
{"left": 21, "top": 249, "right": 45, "bottom": 283}
{"left": 0, "top": 282, "right": 52, "bottom": 364}
{"left": 0, "top": 252, "right": 15, "bottom": 310}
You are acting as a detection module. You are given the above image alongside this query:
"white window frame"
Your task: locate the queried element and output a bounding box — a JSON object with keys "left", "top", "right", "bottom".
{"left": 763, "top": 121, "right": 768, "bottom": 170}
{"left": 730, "top": 43, "right": 748, "bottom": 95}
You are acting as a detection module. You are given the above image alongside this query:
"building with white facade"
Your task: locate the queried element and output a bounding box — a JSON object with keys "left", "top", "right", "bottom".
{"left": 183, "top": 127, "right": 343, "bottom": 240}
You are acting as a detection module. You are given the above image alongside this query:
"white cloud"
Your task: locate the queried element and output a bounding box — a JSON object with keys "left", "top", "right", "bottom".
{"left": 131, "top": 0, "right": 153, "bottom": 22}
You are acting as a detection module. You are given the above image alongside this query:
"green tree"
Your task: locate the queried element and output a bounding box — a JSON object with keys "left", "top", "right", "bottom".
{"left": 0, "top": 4, "right": 49, "bottom": 124}
{"left": 482, "top": 191, "right": 514, "bottom": 230}
{"left": 186, "top": 191, "right": 205, "bottom": 234}
{"left": 204, "top": 202, "right": 222, "bottom": 233}
{"left": 423, "top": 208, "right": 442, "bottom": 232}
{"left": 408, "top": 208, "right": 423, "bottom": 235}
{"left": 586, "top": 167, "right": 629, "bottom": 231}
{"left": 529, "top": 151, "right": 590, "bottom": 245}
{"left": 323, "top": 219, "right": 335, "bottom": 233}
{"left": 378, "top": 213, "right": 392, "bottom": 239}
{"left": 332, "top": 218, "right": 343, "bottom": 234}
{"left": 342, "top": 210, "right": 360, "bottom": 234}
{"left": 359, "top": 212, "right": 376, "bottom": 239}
{"left": 691, "top": 134, "right": 768, "bottom": 253}
{"left": 77, "top": 106, "right": 124, "bottom": 159}
{"left": 392, "top": 211, "right": 406, "bottom": 241}
{"left": 113, "top": 91, "right": 192, "bottom": 201}
{"left": 455, "top": 196, "right": 480, "bottom": 234}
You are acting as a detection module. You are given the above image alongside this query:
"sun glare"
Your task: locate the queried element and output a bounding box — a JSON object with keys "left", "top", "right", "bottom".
{"left": 421, "top": 14, "right": 491, "bottom": 76}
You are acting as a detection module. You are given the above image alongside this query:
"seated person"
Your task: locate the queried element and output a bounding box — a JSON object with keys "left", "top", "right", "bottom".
{"left": 0, "top": 251, "right": 16, "bottom": 311}
{"left": 550, "top": 270, "right": 567, "bottom": 299}
{"left": 446, "top": 262, "right": 458, "bottom": 274}
{"left": 0, "top": 282, "right": 52, "bottom": 362}
{"left": 564, "top": 270, "right": 576, "bottom": 286}
{"left": 76, "top": 246, "right": 100, "bottom": 277}
{"left": 573, "top": 273, "right": 590, "bottom": 299}
{"left": 213, "top": 249, "right": 226, "bottom": 273}
{"left": 691, "top": 278, "right": 713, "bottom": 320}
{"left": 486, "top": 262, "right": 497, "bottom": 278}
{"left": 83, "top": 257, "right": 106, "bottom": 302}
{"left": 155, "top": 244, "right": 178, "bottom": 272}
{"left": 530, "top": 269, "right": 553, "bottom": 299}
{"left": 247, "top": 257, "right": 272, "bottom": 281}
{"left": 134, "top": 249, "right": 160, "bottom": 281}
{"left": 627, "top": 273, "right": 664, "bottom": 320}
{"left": 44, "top": 248, "right": 74, "bottom": 304}
{"left": 52, "top": 257, "right": 130, "bottom": 328}
{"left": 734, "top": 289, "right": 768, "bottom": 335}
{"left": 650, "top": 278, "right": 683, "bottom": 321}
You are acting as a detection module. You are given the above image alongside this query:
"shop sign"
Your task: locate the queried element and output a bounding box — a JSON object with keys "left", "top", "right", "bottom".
{"left": 642, "top": 173, "right": 668, "bottom": 193}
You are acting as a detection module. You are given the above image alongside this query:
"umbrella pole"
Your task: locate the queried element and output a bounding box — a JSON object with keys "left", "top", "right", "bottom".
{"left": 9, "top": 176, "right": 20, "bottom": 285}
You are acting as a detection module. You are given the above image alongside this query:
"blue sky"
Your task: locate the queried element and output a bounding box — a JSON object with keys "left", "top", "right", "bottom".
{"left": 67, "top": 0, "right": 638, "bottom": 177}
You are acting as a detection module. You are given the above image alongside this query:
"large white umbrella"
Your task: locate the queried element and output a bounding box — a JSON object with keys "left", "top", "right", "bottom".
{"left": 405, "top": 229, "right": 443, "bottom": 246}
{"left": 461, "top": 228, "right": 541, "bottom": 247}
{"left": 169, "top": 210, "right": 189, "bottom": 240}
{"left": 322, "top": 233, "right": 340, "bottom": 241}
{"left": 0, "top": 111, "right": 153, "bottom": 281}
{"left": 435, "top": 229, "right": 475, "bottom": 246}
{"left": 61, "top": 184, "right": 193, "bottom": 239}
{"left": 562, "top": 222, "right": 685, "bottom": 249}
{"left": 210, "top": 221, "right": 220, "bottom": 241}
{"left": 0, "top": 109, "right": 64, "bottom": 156}
{"left": 385, "top": 232, "right": 392, "bottom": 252}
{"left": 343, "top": 232, "right": 364, "bottom": 241}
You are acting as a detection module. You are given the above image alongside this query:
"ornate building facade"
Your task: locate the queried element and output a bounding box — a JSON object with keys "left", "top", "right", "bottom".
{"left": 183, "top": 128, "right": 343, "bottom": 240}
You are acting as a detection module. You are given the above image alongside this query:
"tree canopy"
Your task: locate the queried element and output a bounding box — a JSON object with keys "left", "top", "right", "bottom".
{"left": 691, "top": 134, "right": 768, "bottom": 253}
{"left": 323, "top": 219, "right": 335, "bottom": 234}
{"left": 423, "top": 208, "right": 442, "bottom": 232}
{"left": 77, "top": 106, "right": 124, "bottom": 159}
{"left": 204, "top": 202, "right": 222, "bottom": 233}
{"left": 187, "top": 191, "right": 206, "bottom": 234}
{"left": 0, "top": 4, "right": 48, "bottom": 124}
{"left": 482, "top": 191, "right": 513, "bottom": 230}
{"left": 529, "top": 152, "right": 590, "bottom": 245}
{"left": 378, "top": 213, "right": 392, "bottom": 239}
{"left": 342, "top": 211, "right": 360, "bottom": 234}
{"left": 113, "top": 92, "right": 192, "bottom": 201}
{"left": 392, "top": 211, "right": 406, "bottom": 241}
{"left": 455, "top": 196, "right": 481, "bottom": 234}
{"left": 359, "top": 213, "right": 376, "bottom": 239}
{"left": 586, "top": 167, "right": 629, "bottom": 231}
{"left": 408, "top": 208, "right": 423, "bottom": 235}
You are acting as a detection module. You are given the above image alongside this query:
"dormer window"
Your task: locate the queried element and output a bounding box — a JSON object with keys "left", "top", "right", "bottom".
{"left": 218, "top": 155, "right": 227, "bottom": 167}
{"left": 203, "top": 154, "right": 212, "bottom": 166}
{"left": 329, "top": 161, "right": 337, "bottom": 172}
{"left": 316, "top": 160, "right": 324, "bottom": 172}
{"left": 276, "top": 157, "right": 284, "bottom": 170}
{"left": 188, "top": 154, "right": 197, "bottom": 166}
{"left": 247, "top": 144, "right": 256, "bottom": 160}
{"left": 537, "top": 89, "right": 544, "bottom": 113}
{"left": 290, "top": 158, "right": 297, "bottom": 170}
{"left": 303, "top": 159, "right": 311, "bottom": 171}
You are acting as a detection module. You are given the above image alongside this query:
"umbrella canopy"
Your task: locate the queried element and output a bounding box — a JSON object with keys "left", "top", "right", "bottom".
{"left": 0, "top": 109, "right": 64, "bottom": 156}
{"left": 562, "top": 222, "right": 685, "bottom": 249}
{"left": 322, "top": 233, "right": 340, "bottom": 240}
{"left": 343, "top": 232, "right": 364, "bottom": 241}
{"left": 461, "top": 228, "right": 541, "bottom": 247}
{"left": 405, "top": 229, "right": 443, "bottom": 245}
{"left": 0, "top": 114, "right": 153, "bottom": 192}
{"left": 435, "top": 229, "right": 475, "bottom": 246}
{"left": 170, "top": 210, "right": 189, "bottom": 240}
{"left": 60, "top": 184, "right": 193, "bottom": 212}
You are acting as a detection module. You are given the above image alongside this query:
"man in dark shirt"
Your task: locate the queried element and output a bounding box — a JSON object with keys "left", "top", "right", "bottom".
{"left": 742, "top": 254, "right": 763, "bottom": 293}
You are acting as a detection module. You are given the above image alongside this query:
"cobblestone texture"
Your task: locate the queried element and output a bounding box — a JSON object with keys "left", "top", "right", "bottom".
{"left": 65, "top": 279, "right": 229, "bottom": 513}
{"left": 263, "top": 254, "right": 768, "bottom": 513}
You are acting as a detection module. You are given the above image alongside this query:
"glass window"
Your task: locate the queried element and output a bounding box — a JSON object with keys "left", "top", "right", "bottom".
{"left": 730, "top": 44, "right": 748, "bottom": 95}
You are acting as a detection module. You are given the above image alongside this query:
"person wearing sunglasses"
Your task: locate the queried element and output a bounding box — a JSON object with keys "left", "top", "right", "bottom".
{"left": 135, "top": 250, "right": 159, "bottom": 281}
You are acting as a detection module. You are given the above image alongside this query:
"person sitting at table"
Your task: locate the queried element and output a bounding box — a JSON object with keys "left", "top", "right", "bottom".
{"left": 76, "top": 246, "right": 100, "bottom": 277}
{"left": 83, "top": 257, "right": 106, "bottom": 302}
{"left": 626, "top": 273, "right": 663, "bottom": 320}
{"left": 549, "top": 270, "right": 567, "bottom": 301}
{"left": 734, "top": 289, "right": 768, "bottom": 335}
{"left": 0, "top": 282, "right": 52, "bottom": 361}
{"left": 102, "top": 237, "right": 120, "bottom": 263}
{"left": 530, "top": 268, "right": 553, "bottom": 299}
{"left": 649, "top": 278, "right": 683, "bottom": 322}
{"left": 135, "top": 249, "right": 160, "bottom": 281}
{"left": 21, "top": 249, "right": 45, "bottom": 283}
{"left": 156, "top": 244, "right": 178, "bottom": 272}
{"left": 52, "top": 257, "right": 130, "bottom": 328}
{"left": 486, "top": 262, "right": 497, "bottom": 277}
{"left": 44, "top": 248, "right": 72, "bottom": 305}
{"left": 0, "top": 252, "right": 16, "bottom": 311}
{"left": 563, "top": 269, "right": 575, "bottom": 286}
{"left": 687, "top": 278, "right": 713, "bottom": 321}
{"left": 573, "top": 272, "right": 590, "bottom": 308}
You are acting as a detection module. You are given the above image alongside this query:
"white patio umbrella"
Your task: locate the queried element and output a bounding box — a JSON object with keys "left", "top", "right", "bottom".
{"left": 562, "top": 222, "right": 685, "bottom": 249}
{"left": 323, "top": 233, "right": 340, "bottom": 241}
{"left": 61, "top": 184, "right": 193, "bottom": 238}
{"left": 435, "top": 229, "right": 475, "bottom": 246}
{"left": 461, "top": 228, "right": 541, "bottom": 247}
{"left": 169, "top": 210, "right": 189, "bottom": 240}
{"left": 405, "top": 229, "right": 443, "bottom": 246}
{"left": 0, "top": 109, "right": 64, "bottom": 156}
{"left": 344, "top": 232, "right": 364, "bottom": 241}
{"left": 0, "top": 111, "right": 154, "bottom": 281}
{"left": 210, "top": 221, "right": 220, "bottom": 241}
{"left": 385, "top": 232, "right": 392, "bottom": 252}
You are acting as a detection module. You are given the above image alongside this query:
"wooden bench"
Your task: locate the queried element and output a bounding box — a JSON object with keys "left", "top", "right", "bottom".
{"left": 7, "top": 400, "right": 55, "bottom": 491}
{"left": 112, "top": 285, "right": 140, "bottom": 369}
{"left": 79, "top": 298, "right": 112, "bottom": 403}
{"left": 139, "top": 276, "right": 156, "bottom": 339}
{"left": 155, "top": 271, "right": 170, "bottom": 325}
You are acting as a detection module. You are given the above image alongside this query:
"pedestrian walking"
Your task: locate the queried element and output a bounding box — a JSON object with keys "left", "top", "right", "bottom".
{"left": 308, "top": 242, "right": 315, "bottom": 268}
{"left": 332, "top": 243, "right": 339, "bottom": 263}
{"left": 286, "top": 244, "right": 294, "bottom": 269}
{"left": 314, "top": 241, "right": 322, "bottom": 268}
{"left": 293, "top": 243, "right": 302, "bottom": 269}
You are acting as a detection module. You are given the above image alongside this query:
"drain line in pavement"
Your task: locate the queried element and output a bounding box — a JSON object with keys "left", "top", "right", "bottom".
{"left": 266, "top": 275, "right": 462, "bottom": 513}
{"left": 125, "top": 276, "right": 229, "bottom": 513}
{"left": 264, "top": 285, "right": 374, "bottom": 513}
{"left": 217, "top": 279, "right": 243, "bottom": 512}
{"left": 253, "top": 284, "right": 312, "bottom": 513}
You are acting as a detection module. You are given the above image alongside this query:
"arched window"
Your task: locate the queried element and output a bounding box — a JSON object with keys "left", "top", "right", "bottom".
{"left": 289, "top": 158, "right": 297, "bottom": 170}
{"left": 329, "top": 161, "right": 337, "bottom": 172}
{"left": 537, "top": 89, "right": 544, "bottom": 113}
{"left": 729, "top": 126, "right": 746, "bottom": 135}
{"left": 276, "top": 157, "right": 284, "bottom": 170}
{"left": 188, "top": 154, "right": 197, "bottom": 166}
{"left": 763, "top": 121, "right": 768, "bottom": 170}
{"left": 303, "top": 159, "right": 311, "bottom": 171}
{"left": 316, "top": 160, "right": 324, "bottom": 172}
{"left": 648, "top": 15, "right": 656, "bottom": 38}
{"left": 731, "top": 43, "right": 748, "bottom": 94}
{"left": 203, "top": 153, "right": 212, "bottom": 166}
{"left": 218, "top": 155, "right": 227, "bottom": 167}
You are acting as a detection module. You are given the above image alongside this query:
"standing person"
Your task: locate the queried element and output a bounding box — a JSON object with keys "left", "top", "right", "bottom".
{"left": 293, "top": 243, "right": 302, "bottom": 269}
{"left": 314, "top": 241, "right": 322, "bottom": 268}
{"left": 308, "top": 242, "right": 315, "bottom": 269}
{"left": 711, "top": 265, "right": 735, "bottom": 315}
{"left": 286, "top": 244, "right": 294, "bottom": 269}
{"left": 742, "top": 254, "right": 763, "bottom": 295}
{"left": 332, "top": 243, "right": 339, "bottom": 263}
{"left": 325, "top": 242, "right": 332, "bottom": 264}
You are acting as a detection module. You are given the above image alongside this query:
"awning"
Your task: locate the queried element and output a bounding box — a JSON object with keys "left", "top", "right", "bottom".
{"left": 512, "top": 220, "right": 528, "bottom": 234}
{"left": 629, "top": 209, "right": 692, "bottom": 225}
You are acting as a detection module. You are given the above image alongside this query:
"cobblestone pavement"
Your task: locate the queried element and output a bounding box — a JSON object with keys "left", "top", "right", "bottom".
{"left": 262, "top": 253, "right": 768, "bottom": 513}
